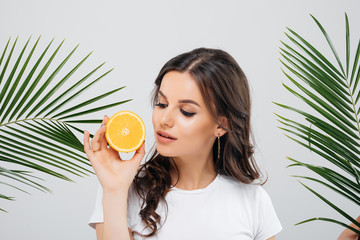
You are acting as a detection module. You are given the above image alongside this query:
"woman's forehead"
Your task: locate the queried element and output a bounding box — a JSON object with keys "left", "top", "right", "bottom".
{"left": 159, "top": 71, "right": 204, "bottom": 104}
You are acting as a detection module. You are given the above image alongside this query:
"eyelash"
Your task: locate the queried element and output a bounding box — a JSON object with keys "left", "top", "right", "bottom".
{"left": 155, "top": 103, "right": 196, "bottom": 117}
{"left": 180, "top": 109, "right": 196, "bottom": 117}
{"left": 155, "top": 103, "right": 167, "bottom": 108}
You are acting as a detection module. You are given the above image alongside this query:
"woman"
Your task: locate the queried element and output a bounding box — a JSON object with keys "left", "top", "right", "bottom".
{"left": 85, "top": 48, "right": 282, "bottom": 240}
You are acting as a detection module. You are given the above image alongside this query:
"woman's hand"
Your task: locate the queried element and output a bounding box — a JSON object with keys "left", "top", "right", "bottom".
{"left": 338, "top": 216, "right": 360, "bottom": 240}
{"left": 84, "top": 116, "right": 145, "bottom": 193}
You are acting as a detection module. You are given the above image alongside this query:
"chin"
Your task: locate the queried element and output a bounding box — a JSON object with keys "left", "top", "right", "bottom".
{"left": 156, "top": 145, "right": 176, "bottom": 158}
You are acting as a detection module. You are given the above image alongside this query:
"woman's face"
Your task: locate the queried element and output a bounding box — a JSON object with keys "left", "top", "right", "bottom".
{"left": 152, "top": 71, "right": 219, "bottom": 159}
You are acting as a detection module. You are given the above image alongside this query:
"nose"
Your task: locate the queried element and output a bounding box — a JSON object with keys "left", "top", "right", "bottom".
{"left": 159, "top": 107, "right": 174, "bottom": 128}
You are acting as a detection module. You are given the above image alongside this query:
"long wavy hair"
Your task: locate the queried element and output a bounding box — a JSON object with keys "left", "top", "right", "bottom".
{"left": 133, "top": 47, "right": 261, "bottom": 237}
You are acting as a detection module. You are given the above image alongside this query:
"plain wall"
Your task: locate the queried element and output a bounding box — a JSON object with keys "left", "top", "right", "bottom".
{"left": 0, "top": 0, "right": 359, "bottom": 239}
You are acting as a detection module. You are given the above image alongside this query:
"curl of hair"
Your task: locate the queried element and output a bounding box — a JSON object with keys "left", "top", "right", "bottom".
{"left": 133, "top": 48, "right": 262, "bottom": 237}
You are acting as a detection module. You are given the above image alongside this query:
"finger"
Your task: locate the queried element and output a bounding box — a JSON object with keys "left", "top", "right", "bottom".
{"left": 84, "top": 131, "right": 104, "bottom": 174}
{"left": 99, "top": 115, "right": 109, "bottom": 128}
{"left": 83, "top": 131, "right": 95, "bottom": 160}
{"left": 98, "top": 116, "right": 109, "bottom": 149}
{"left": 349, "top": 215, "right": 360, "bottom": 229}
{"left": 98, "top": 128, "right": 107, "bottom": 149}
{"left": 103, "top": 115, "right": 109, "bottom": 124}
{"left": 92, "top": 125, "right": 107, "bottom": 151}
{"left": 131, "top": 141, "right": 145, "bottom": 165}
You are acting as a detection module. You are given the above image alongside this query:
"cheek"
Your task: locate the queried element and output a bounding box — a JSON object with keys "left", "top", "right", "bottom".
{"left": 177, "top": 117, "right": 214, "bottom": 138}
{"left": 152, "top": 109, "right": 158, "bottom": 127}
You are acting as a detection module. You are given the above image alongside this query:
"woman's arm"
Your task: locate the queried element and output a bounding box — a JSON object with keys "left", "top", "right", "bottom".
{"left": 95, "top": 223, "right": 134, "bottom": 240}
{"left": 84, "top": 116, "right": 145, "bottom": 240}
{"left": 267, "top": 236, "right": 275, "bottom": 240}
{"left": 101, "top": 189, "right": 132, "bottom": 240}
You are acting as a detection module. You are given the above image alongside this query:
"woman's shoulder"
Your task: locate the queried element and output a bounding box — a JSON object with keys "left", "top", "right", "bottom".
{"left": 217, "top": 174, "right": 264, "bottom": 197}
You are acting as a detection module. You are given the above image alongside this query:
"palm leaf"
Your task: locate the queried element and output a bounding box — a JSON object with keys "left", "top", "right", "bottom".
{"left": 0, "top": 36, "right": 40, "bottom": 123}
{"left": 296, "top": 218, "right": 360, "bottom": 235}
{"left": 298, "top": 181, "right": 360, "bottom": 229}
{"left": 277, "top": 117, "right": 359, "bottom": 175}
{"left": 275, "top": 13, "right": 360, "bottom": 233}
{"left": 291, "top": 175, "right": 360, "bottom": 205}
{"left": 0, "top": 37, "right": 11, "bottom": 68}
{"left": 0, "top": 37, "right": 31, "bottom": 109}
{"left": 0, "top": 37, "right": 18, "bottom": 85}
{"left": 279, "top": 43, "right": 351, "bottom": 106}
{"left": 7, "top": 38, "right": 54, "bottom": 121}
{"left": 310, "top": 14, "right": 346, "bottom": 77}
{"left": 285, "top": 28, "right": 345, "bottom": 82}
{"left": 0, "top": 36, "right": 131, "bottom": 212}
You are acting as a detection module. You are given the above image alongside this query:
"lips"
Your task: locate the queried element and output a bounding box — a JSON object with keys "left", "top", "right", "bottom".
{"left": 157, "top": 131, "right": 177, "bottom": 140}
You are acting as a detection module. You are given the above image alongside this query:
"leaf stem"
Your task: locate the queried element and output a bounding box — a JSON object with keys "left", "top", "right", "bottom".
{"left": 0, "top": 117, "right": 65, "bottom": 128}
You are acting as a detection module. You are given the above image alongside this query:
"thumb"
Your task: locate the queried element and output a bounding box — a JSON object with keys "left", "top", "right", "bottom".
{"left": 131, "top": 141, "right": 145, "bottom": 166}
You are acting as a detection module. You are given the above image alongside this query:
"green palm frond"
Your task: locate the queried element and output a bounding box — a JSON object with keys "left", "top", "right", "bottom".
{"left": 275, "top": 13, "right": 360, "bottom": 233}
{"left": 0, "top": 36, "right": 131, "bottom": 212}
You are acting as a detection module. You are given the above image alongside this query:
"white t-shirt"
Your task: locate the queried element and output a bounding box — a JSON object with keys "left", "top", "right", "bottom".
{"left": 89, "top": 174, "right": 282, "bottom": 240}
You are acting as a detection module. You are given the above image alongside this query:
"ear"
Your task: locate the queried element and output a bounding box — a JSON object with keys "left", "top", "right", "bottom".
{"left": 214, "top": 116, "right": 228, "bottom": 137}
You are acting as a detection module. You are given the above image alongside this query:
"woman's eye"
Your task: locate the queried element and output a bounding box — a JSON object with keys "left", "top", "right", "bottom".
{"left": 180, "top": 109, "right": 196, "bottom": 117}
{"left": 155, "top": 103, "right": 167, "bottom": 108}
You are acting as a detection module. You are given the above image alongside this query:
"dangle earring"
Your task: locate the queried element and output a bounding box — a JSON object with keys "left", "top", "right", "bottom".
{"left": 217, "top": 133, "right": 221, "bottom": 160}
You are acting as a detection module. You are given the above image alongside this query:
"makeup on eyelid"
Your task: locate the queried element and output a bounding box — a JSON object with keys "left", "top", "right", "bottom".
{"left": 155, "top": 99, "right": 197, "bottom": 117}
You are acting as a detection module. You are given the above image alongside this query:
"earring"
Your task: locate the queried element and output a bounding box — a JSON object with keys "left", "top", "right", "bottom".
{"left": 217, "top": 133, "right": 221, "bottom": 160}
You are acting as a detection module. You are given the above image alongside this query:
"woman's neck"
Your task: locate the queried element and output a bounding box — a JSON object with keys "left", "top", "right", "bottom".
{"left": 169, "top": 152, "right": 217, "bottom": 190}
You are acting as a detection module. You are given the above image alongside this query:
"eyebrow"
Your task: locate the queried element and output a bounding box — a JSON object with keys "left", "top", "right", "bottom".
{"left": 158, "top": 90, "right": 200, "bottom": 107}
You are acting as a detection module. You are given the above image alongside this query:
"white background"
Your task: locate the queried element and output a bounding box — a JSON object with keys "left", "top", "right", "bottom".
{"left": 0, "top": 0, "right": 359, "bottom": 239}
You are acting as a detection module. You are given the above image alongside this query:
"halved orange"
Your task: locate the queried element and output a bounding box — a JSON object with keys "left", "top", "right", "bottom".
{"left": 105, "top": 111, "right": 146, "bottom": 153}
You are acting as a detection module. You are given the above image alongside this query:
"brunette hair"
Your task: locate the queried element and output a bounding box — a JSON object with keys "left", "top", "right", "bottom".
{"left": 133, "top": 47, "right": 261, "bottom": 237}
